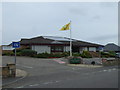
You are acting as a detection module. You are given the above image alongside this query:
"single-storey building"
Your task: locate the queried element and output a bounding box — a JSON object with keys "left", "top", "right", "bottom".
{"left": 19, "top": 36, "right": 104, "bottom": 54}
{"left": 1, "top": 45, "right": 14, "bottom": 51}
{"left": 1, "top": 45, "right": 14, "bottom": 53}
{"left": 104, "top": 43, "right": 120, "bottom": 53}
{"left": 104, "top": 43, "right": 120, "bottom": 57}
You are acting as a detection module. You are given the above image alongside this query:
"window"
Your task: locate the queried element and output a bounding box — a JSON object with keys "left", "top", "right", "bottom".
{"left": 51, "top": 46, "right": 63, "bottom": 52}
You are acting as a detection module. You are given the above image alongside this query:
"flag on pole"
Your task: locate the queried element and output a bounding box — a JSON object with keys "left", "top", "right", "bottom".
{"left": 60, "top": 22, "right": 70, "bottom": 31}
{"left": 59, "top": 21, "right": 72, "bottom": 56}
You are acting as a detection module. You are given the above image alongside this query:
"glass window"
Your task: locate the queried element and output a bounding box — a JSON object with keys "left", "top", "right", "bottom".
{"left": 51, "top": 46, "right": 63, "bottom": 52}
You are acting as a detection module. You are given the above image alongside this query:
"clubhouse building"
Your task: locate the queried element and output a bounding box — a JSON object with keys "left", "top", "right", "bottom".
{"left": 18, "top": 36, "right": 104, "bottom": 54}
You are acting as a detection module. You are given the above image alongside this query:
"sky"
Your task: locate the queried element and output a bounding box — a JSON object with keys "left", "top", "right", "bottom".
{"left": 1, "top": 2, "right": 118, "bottom": 45}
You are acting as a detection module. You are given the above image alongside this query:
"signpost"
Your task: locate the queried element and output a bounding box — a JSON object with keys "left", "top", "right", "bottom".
{"left": 12, "top": 42, "right": 20, "bottom": 77}
{"left": 98, "top": 46, "right": 103, "bottom": 58}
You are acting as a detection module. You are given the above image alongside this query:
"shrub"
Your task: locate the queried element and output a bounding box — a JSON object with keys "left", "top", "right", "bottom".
{"left": 101, "top": 51, "right": 116, "bottom": 58}
{"left": 2, "top": 52, "right": 14, "bottom": 56}
{"left": 81, "top": 51, "right": 92, "bottom": 58}
{"left": 61, "top": 52, "right": 69, "bottom": 57}
{"left": 51, "top": 53, "right": 63, "bottom": 58}
{"left": 13, "top": 48, "right": 24, "bottom": 53}
{"left": 35, "top": 52, "right": 50, "bottom": 58}
{"left": 72, "top": 53, "right": 81, "bottom": 56}
{"left": 20, "top": 49, "right": 37, "bottom": 57}
{"left": 108, "top": 51, "right": 116, "bottom": 57}
{"left": 101, "top": 52, "right": 109, "bottom": 58}
{"left": 16, "top": 52, "right": 22, "bottom": 56}
{"left": 35, "top": 52, "right": 64, "bottom": 58}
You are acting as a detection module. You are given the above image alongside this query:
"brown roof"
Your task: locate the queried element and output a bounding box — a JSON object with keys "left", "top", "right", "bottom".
{"left": 20, "top": 36, "right": 54, "bottom": 45}
{"left": 20, "top": 36, "right": 104, "bottom": 47}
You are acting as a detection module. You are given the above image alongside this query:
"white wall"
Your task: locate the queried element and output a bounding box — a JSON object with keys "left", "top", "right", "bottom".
{"left": 64, "top": 46, "right": 70, "bottom": 52}
{"left": 89, "top": 47, "right": 96, "bottom": 52}
{"left": 32, "top": 45, "right": 50, "bottom": 54}
{"left": 82, "top": 47, "right": 88, "bottom": 51}
{"left": 2, "top": 46, "right": 14, "bottom": 50}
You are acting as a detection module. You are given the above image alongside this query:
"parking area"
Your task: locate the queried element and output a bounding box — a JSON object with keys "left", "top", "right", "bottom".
{"left": 2, "top": 56, "right": 118, "bottom": 88}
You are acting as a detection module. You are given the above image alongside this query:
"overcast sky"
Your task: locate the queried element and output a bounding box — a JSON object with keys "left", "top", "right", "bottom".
{"left": 2, "top": 2, "right": 118, "bottom": 45}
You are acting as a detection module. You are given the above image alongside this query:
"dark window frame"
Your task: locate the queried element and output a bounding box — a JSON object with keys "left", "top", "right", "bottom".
{"left": 51, "top": 46, "right": 64, "bottom": 52}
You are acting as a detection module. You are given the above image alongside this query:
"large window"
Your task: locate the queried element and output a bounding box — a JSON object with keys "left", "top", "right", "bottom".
{"left": 51, "top": 46, "right": 63, "bottom": 52}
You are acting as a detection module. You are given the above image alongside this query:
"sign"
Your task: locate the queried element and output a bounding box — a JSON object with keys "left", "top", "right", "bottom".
{"left": 12, "top": 42, "right": 20, "bottom": 48}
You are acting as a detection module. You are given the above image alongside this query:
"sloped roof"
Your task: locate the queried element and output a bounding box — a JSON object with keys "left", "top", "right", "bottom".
{"left": 104, "top": 43, "right": 120, "bottom": 51}
{"left": 20, "top": 36, "right": 104, "bottom": 47}
{"left": 20, "top": 36, "right": 54, "bottom": 45}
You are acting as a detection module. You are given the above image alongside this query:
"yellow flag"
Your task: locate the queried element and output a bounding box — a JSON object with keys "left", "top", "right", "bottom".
{"left": 60, "top": 22, "right": 70, "bottom": 31}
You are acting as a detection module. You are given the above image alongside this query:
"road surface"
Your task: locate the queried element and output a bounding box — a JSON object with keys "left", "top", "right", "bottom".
{"left": 2, "top": 56, "right": 118, "bottom": 88}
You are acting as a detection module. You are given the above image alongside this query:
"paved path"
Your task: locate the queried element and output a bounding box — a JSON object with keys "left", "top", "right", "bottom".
{"left": 2, "top": 69, "right": 27, "bottom": 87}
{"left": 2, "top": 56, "right": 118, "bottom": 88}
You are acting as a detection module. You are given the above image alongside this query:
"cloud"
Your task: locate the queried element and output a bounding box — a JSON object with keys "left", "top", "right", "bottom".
{"left": 88, "top": 34, "right": 118, "bottom": 41}
{"left": 89, "top": 15, "right": 101, "bottom": 22}
{"left": 92, "top": 15, "right": 101, "bottom": 20}
{"left": 69, "top": 8, "right": 87, "bottom": 16}
{"left": 99, "top": 2, "right": 117, "bottom": 8}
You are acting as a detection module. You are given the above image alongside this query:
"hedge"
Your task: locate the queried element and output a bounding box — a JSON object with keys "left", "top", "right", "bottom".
{"left": 34, "top": 53, "right": 64, "bottom": 58}
{"left": 2, "top": 52, "right": 14, "bottom": 56}
{"left": 20, "top": 49, "right": 37, "bottom": 57}
{"left": 101, "top": 51, "right": 116, "bottom": 58}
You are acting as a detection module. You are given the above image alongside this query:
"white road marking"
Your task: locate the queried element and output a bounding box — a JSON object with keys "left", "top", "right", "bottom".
{"left": 55, "top": 81, "right": 60, "bottom": 83}
{"left": 72, "top": 68, "right": 81, "bottom": 70}
{"left": 112, "top": 68, "right": 116, "bottom": 70}
{"left": 108, "top": 69, "right": 112, "bottom": 72}
{"left": 28, "top": 80, "right": 61, "bottom": 87}
{"left": 72, "top": 68, "right": 75, "bottom": 70}
{"left": 43, "top": 81, "right": 53, "bottom": 85}
{"left": 29, "top": 84, "right": 39, "bottom": 87}
{"left": 22, "top": 66, "right": 33, "bottom": 69}
{"left": 43, "top": 80, "right": 61, "bottom": 85}
{"left": 16, "top": 64, "right": 33, "bottom": 69}
{"left": 3, "top": 73, "right": 27, "bottom": 87}
{"left": 103, "top": 70, "right": 107, "bottom": 72}
{"left": 17, "top": 85, "right": 26, "bottom": 88}
{"left": 97, "top": 68, "right": 117, "bottom": 73}
{"left": 98, "top": 71, "right": 102, "bottom": 72}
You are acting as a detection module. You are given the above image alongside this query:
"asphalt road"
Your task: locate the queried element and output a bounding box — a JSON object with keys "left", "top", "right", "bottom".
{"left": 2, "top": 56, "right": 118, "bottom": 88}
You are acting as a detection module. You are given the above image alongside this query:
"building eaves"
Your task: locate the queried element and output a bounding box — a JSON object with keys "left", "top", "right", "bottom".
{"left": 19, "top": 36, "right": 104, "bottom": 47}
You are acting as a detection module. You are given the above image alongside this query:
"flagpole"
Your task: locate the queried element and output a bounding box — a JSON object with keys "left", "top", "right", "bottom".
{"left": 70, "top": 20, "right": 72, "bottom": 56}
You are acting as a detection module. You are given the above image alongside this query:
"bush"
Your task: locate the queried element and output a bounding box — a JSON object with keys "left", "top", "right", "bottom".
{"left": 51, "top": 53, "right": 63, "bottom": 58}
{"left": 101, "top": 51, "right": 116, "bottom": 58}
{"left": 16, "top": 52, "right": 22, "bottom": 56}
{"left": 72, "top": 53, "right": 81, "bottom": 56}
{"left": 61, "top": 52, "right": 69, "bottom": 57}
{"left": 34, "top": 51, "right": 92, "bottom": 58}
{"left": 101, "top": 52, "right": 109, "bottom": 58}
{"left": 35, "top": 52, "right": 50, "bottom": 58}
{"left": 108, "top": 51, "right": 116, "bottom": 57}
{"left": 2, "top": 52, "right": 14, "bottom": 56}
{"left": 20, "top": 49, "right": 37, "bottom": 57}
{"left": 13, "top": 48, "right": 25, "bottom": 53}
{"left": 81, "top": 51, "right": 92, "bottom": 58}
{"left": 35, "top": 52, "right": 64, "bottom": 58}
